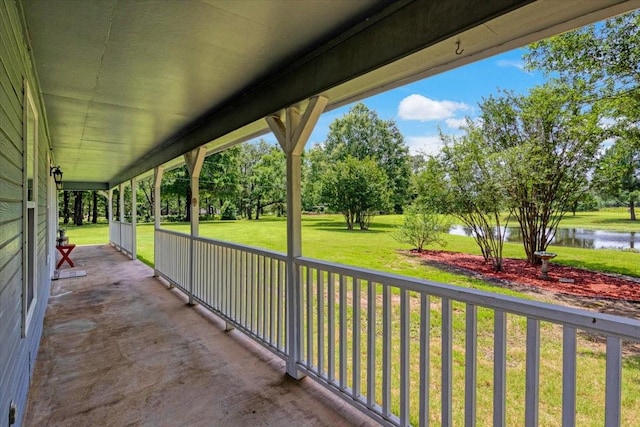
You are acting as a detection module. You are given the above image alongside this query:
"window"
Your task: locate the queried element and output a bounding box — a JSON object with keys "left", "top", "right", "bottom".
{"left": 23, "top": 80, "right": 38, "bottom": 336}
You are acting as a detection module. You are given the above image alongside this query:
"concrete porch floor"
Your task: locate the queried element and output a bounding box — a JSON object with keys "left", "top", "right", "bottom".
{"left": 25, "top": 245, "right": 373, "bottom": 426}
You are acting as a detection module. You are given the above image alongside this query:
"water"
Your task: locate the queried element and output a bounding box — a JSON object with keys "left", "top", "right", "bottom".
{"left": 448, "top": 225, "right": 640, "bottom": 250}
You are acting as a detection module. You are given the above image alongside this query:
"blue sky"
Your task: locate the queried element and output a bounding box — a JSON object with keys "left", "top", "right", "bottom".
{"left": 262, "top": 48, "right": 548, "bottom": 156}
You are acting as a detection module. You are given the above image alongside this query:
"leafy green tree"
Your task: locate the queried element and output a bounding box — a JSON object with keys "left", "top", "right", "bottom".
{"left": 238, "top": 141, "right": 285, "bottom": 219}
{"left": 526, "top": 11, "right": 640, "bottom": 221}
{"left": 594, "top": 137, "right": 640, "bottom": 219}
{"left": 301, "top": 144, "right": 327, "bottom": 211}
{"left": 324, "top": 103, "right": 411, "bottom": 213}
{"left": 392, "top": 204, "right": 449, "bottom": 252}
{"left": 416, "top": 129, "right": 509, "bottom": 271}
{"left": 479, "top": 82, "right": 603, "bottom": 263}
{"left": 200, "top": 146, "right": 242, "bottom": 216}
{"left": 321, "top": 156, "right": 390, "bottom": 230}
{"left": 525, "top": 10, "right": 639, "bottom": 103}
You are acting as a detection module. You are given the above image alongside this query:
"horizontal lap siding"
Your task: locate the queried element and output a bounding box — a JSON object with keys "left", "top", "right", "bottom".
{"left": 0, "top": 2, "right": 52, "bottom": 427}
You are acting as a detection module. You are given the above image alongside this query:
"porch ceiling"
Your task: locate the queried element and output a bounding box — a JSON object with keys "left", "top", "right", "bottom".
{"left": 21, "top": 0, "right": 639, "bottom": 189}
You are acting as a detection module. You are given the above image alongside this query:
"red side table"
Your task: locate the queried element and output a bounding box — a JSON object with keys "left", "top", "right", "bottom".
{"left": 56, "top": 244, "right": 76, "bottom": 269}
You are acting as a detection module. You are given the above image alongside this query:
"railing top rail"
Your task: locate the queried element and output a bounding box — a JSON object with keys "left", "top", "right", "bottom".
{"left": 155, "top": 228, "right": 287, "bottom": 261}
{"left": 296, "top": 256, "right": 640, "bottom": 341}
{"left": 155, "top": 227, "right": 191, "bottom": 239}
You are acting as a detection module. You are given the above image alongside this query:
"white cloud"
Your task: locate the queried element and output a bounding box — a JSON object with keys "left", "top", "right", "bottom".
{"left": 398, "top": 94, "right": 470, "bottom": 121}
{"left": 406, "top": 136, "right": 444, "bottom": 156}
{"left": 444, "top": 117, "right": 468, "bottom": 129}
{"left": 496, "top": 59, "right": 525, "bottom": 70}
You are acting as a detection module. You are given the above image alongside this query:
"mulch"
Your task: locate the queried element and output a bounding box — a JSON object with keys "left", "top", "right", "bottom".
{"left": 413, "top": 250, "right": 640, "bottom": 302}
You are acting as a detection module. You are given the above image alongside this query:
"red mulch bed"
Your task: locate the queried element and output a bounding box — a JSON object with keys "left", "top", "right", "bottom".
{"left": 414, "top": 250, "right": 640, "bottom": 302}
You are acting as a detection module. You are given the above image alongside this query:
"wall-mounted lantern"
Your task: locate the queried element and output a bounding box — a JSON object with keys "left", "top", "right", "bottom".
{"left": 50, "top": 166, "right": 63, "bottom": 191}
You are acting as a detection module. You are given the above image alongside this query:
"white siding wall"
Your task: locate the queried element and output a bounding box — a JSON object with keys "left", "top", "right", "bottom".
{"left": 0, "top": 2, "right": 53, "bottom": 425}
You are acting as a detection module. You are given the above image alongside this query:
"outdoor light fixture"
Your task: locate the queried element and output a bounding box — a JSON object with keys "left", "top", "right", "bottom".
{"left": 50, "top": 166, "right": 63, "bottom": 191}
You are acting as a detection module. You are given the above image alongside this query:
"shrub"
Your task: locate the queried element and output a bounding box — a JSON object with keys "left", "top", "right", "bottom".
{"left": 393, "top": 205, "right": 450, "bottom": 252}
{"left": 220, "top": 201, "right": 237, "bottom": 220}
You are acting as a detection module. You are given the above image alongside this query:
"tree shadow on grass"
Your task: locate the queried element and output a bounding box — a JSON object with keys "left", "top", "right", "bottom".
{"left": 307, "top": 220, "right": 396, "bottom": 233}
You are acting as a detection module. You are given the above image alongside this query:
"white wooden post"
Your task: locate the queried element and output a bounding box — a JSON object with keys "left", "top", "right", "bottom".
{"left": 108, "top": 189, "right": 113, "bottom": 245}
{"left": 130, "top": 177, "right": 137, "bottom": 259}
{"left": 153, "top": 166, "right": 164, "bottom": 278}
{"left": 154, "top": 167, "right": 164, "bottom": 230}
{"left": 266, "top": 95, "right": 328, "bottom": 379}
{"left": 118, "top": 183, "right": 124, "bottom": 251}
{"left": 184, "top": 147, "right": 206, "bottom": 305}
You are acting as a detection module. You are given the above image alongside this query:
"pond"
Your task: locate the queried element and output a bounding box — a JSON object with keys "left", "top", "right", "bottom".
{"left": 448, "top": 226, "right": 640, "bottom": 250}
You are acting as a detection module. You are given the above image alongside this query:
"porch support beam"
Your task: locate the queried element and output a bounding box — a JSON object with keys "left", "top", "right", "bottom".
{"left": 153, "top": 166, "right": 164, "bottom": 280}
{"left": 184, "top": 147, "right": 206, "bottom": 305}
{"left": 108, "top": 189, "right": 113, "bottom": 224}
{"left": 130, "top": 177, "right": 137, "bottom": 260}
{"left": 266, "top": 95, "right": 328, "bottom": 379}
{"left": 153, "top": 166, "right": 164, "bottom": 230}
{"left": 118, "top": 183, "right": 124, "bottom": 252}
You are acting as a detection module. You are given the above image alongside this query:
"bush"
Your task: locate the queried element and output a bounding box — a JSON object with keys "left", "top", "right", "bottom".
{"left": 393, "top": 205, "right": 450, "bottom": 252}
{"left": 220, "top": 201, "right": 237, "bottom": 220}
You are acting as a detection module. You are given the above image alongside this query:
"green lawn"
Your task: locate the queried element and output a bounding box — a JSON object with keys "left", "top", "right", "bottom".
{"left": 61, "top": 212, "right": 640, "bottom": 425}
{"left": 62, "top": 212, "right": 640, "bottom": 279}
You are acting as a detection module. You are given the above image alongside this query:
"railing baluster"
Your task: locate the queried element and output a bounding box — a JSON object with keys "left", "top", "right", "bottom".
{"left": 339, "top": 274, "right": 347, "bottom": 390}
{"left": 247, "top": 254, "right": 256, "bottom": 332}
{"left": 382, "top": 284, "right": 391, "bottom": 417}
{"left": 353, "top": 278, "right": 362, "bottom": 399}
{"left": 307, "top": 266, "right": 313, "bottom": 368}
{"left": 270, "top": 259, "right": 276, "bottom": 345}
{"left": 263, "top": 255, "right": 267, "bottom": 338}
{"left": 525, "top": 318, "right": 540, "bottom": 427}
{"left": 419, "top": 293, "right": 430, "bottom": 427}
{"left": 494, "top": 310, "right": 507, "bottom": 427}
{"left": 605, "top": 337, "right": 622, "bottom": 427}
{"left": 562, "top": 326, "right": 577, "bottom": 427}
{"left": 260, "top": 255, "right": 265, "bottom": 338}
{"left": 442, "top": 298, "right": 452, "bottom": 427}
{"left": 400, "top": 288, "right": 410, "bottom": 426}
{"left": 318, "top": 269, "right": 325, "bottom": 377}
{"left": 277, "top": 259, "right": 283, "bottom": 350}
{"left": 367, "top": 280, "right": 376, "bottom": 408}
{"left": 328, "top": 272, "right": 335, "bottom": 384}
{"left": 466, "top": 303, "right": 477, "bottom": 427}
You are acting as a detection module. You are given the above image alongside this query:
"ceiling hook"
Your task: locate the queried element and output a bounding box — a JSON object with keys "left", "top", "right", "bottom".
{"left": 455, "top": 40, "right": 464, "bottom": 55}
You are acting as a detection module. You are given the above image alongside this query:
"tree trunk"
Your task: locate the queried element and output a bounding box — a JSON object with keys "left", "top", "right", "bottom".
{"left": 63, "top": 191, "right": 70, "bottom": 224}
{"left": 92, "top": 191, "right": 98, "bottom": 223}
{"left": 630, "top": 201, "right": 636, "bottom": 221}
{"left": 86, "top": 192, "right": 92, "bottom": 221}
{"left": 185, "top": 186, "right": 192, "bottom": 222}
{"left": 73, "top": 191, "right": 84, "bottom": 226}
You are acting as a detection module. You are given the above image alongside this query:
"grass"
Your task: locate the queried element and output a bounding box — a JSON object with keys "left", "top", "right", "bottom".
{"left": 63, "top": 212, "right": 640, "bottom": 280}
{"left": 61, "top": 212, "right": 640, "bottom": 425}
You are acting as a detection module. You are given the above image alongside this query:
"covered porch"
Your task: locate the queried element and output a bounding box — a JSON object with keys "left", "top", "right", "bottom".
{"left": 25, "top": 244, "right": 369, "bottom": 426}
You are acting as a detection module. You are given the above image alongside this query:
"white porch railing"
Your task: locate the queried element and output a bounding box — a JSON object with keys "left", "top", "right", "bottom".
{"left": 154, "top": 229, "right": 288, "bottom": 357}
{"left": 109, "top": 220, "right": 134, "bottom": 257}
{"left": 153, "top": 229, "right": 640, "bottom": 427}
{"left": 109, "top": 220, "right": 121, "bottom": 249}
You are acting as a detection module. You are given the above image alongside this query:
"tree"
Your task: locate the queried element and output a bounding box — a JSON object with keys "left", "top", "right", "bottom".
{"left": 91, "top": 191, "right": 98, "bottom": 223}
{"left": 62, "top": 191, "right": 70, "bottom": 224}
{"left": 238, "top": 141, "right": 285, "bottom": 219}
{"left": 301, "top": 144, "right": 327, "bottom": 211}
{"left": 594, "top": 137, "right": 640, "bottom": 219}
{"left": 479, "top": 82, "right": 603, "bottom": 263}
{"left": 321, "top": 156, "right": 390, "bottom": 230}
{"left": 324, "top": 103, "right": 411, "bottom": 213}
{"left": 526, "top": 10, "right": 640, "bottom": 219}
{"left": 200, "top": 146, "right": 242, "bottom": 217}
{"left": 73, "top": 191, "right": 83, "bottom": 226}
{"left": 416, "top": 129, "right": 510, "bottom": 271}
{"left": 392, "top": 204, "right": 449, "bottom": 252}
